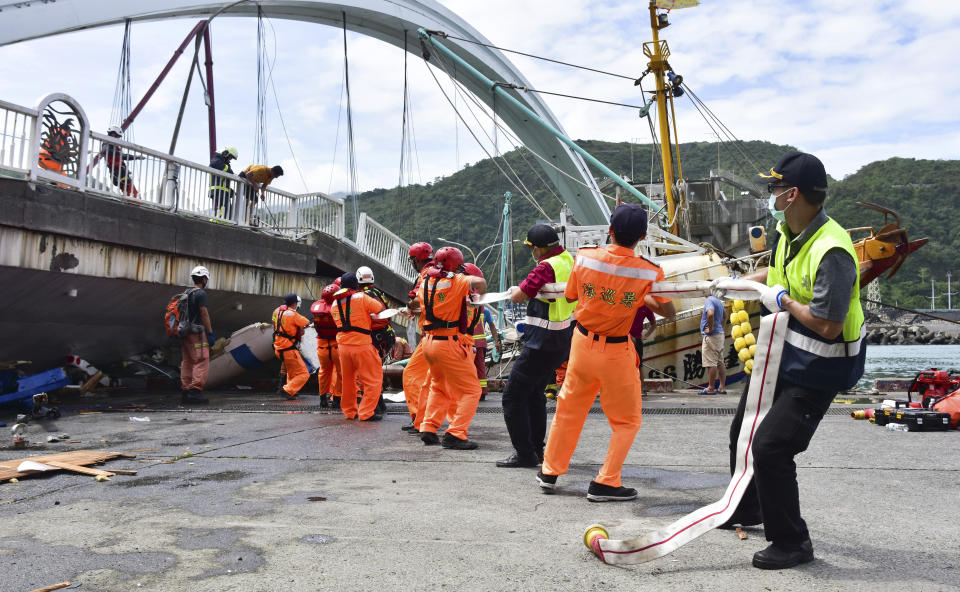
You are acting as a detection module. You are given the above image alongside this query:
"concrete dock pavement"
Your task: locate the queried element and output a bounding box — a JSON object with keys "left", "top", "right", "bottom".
{"left": 1, "top": 388, "right": 958, "bottom": 591}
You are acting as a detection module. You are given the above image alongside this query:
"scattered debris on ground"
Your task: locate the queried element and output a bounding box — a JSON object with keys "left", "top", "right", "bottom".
{"left": 0, "top": 449, "right": 136, "bottom": 482}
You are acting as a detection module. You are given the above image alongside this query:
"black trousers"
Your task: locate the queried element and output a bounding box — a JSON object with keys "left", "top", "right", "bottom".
{"left": 728, "top": 378, "right": 835, "bottom": 548}
{"left": 501, "top": 345, "right": 569, "bottom": 458}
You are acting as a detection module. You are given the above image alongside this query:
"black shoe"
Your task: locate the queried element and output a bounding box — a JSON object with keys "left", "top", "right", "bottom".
{"left": 401, "top": 422, "right": 416, "bottom": 432}
{"left": 319, "top": 394, "right": 331, "bottom": 408}
{"left": 360, "top": 413, "right": 383, "bottom": 422}
{"left": 536, "top": 470, "right": 557, "bottom": 492}
{"left": 181, "top": 389, "right": 208, "bottom": 405}
{"left": 375, "top": 395, "right": 387, "bottom": 415}
{"left": 441, "top": 432, "right": 479, "bottom": 450}
{"left": 479, "top": 394, "right": 486, "bottom": 401}
{"left": 586, "top": 480, "right": 637, "bottom": 502}
{"left": 752, "top": 539, "right": 814, "bottom": 570}
{"left": 420, "top": 431, "right": 440, "bottom": 445}
{"left": 718, "top": 509, "right": 763, "bottom": 530}
{"left": 495, "top": 452, "right": 539, "bottom": 468}
{"left": 332, "top": 396, "right": 341, "bottom": 409}
{"left": 409, "top": 426, "right": 423, "bottom": 435}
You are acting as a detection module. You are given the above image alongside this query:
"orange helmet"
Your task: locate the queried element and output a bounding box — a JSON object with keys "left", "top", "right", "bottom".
{"left": 435, "top": 246, "right": 464, "bottom": 271}
{"left": 321, "top": 284, "right": 339, "bottom": 304}
{"left": 463, "top": 263, "right": 483, "bottom": 278}
{"left": 408, "top": 242, "right": 433, "bottom": 262}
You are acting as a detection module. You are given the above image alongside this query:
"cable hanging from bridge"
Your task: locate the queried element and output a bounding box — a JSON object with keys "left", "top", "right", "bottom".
{"left": 342, "top": 11, "right": 361, "bottom": 236}
{"left": 432, "top": 31, "right": 638, "bottom": 81}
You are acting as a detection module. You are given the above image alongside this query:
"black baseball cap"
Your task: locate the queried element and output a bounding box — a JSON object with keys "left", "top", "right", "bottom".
{"left": 340, "top": 272, "right": 359, "bottom": 289}
{"left": 284, "top": 293, "right": 299, "bottom": 306}
{"left": 755, "top": 151, "right": 828, "bottom": 192}
{"left": 609, "top": 203, "right": 648, "bottom": 244}
{"left": 524, "top": 224, "right": 560, "bottom": 248}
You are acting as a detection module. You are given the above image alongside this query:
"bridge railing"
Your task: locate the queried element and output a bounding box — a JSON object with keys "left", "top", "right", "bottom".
{"left": 3, "top": 92, "right": 410, "bottom": 284}
{"left": 356, "top": 212, "right": 416, "bottom": 282}
{"left": 0, "top": 99, "right": 37, "bottom": 176}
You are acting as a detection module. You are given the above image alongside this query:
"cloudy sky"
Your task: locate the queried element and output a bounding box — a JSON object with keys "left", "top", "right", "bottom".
{"left": 1, "top": 0, "right": 958, "bottom": 197}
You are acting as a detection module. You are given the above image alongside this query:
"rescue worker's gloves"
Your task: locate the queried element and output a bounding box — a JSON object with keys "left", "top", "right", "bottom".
{"left": 759, "top": 284, "right": 788, "bottom": 312}
{"left": 238, "top": 171, "right": 246, "bottom": 179}
{"left": 708, "top": 275, "right": 739, "bottom": 298}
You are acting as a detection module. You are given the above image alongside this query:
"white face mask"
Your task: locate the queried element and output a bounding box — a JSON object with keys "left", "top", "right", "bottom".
{"left": 767, "top": 187, "right": 793, "bottom": 223}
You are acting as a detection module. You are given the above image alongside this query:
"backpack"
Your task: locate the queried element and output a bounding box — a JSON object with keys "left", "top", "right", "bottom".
{"left": 165, "top": 288, "right": 199, "bottom": 338}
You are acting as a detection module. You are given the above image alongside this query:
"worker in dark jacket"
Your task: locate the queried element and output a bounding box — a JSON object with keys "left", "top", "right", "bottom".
{"left": 209, "top": 146, "right": 238, "bottom": 220}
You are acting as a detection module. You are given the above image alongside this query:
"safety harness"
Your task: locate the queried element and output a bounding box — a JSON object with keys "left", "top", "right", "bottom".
{"left": 421, "top": 275, "right": 461, "bottom": 332}
{"left": 273, "top": 308, "right": 300, "bottom": 353}
{"left": 336, "top": 294, "right": 372, "bottom": 335}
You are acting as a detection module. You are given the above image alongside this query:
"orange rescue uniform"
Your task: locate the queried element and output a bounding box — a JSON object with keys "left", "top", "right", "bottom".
{"left": 402, "top": 266, "right": 433, "bottom": 428}
{"left": 273, "top": 306, "right": 311, "bottom": 397}
{"left": 542, "top": 244, "right": 669, "bottom": 487}
{"left": 418, "top": 272, "right": 482, "bottom": 440}
{"left": 311, "top": 299, "right": 342, "bottom": 399}
{"left": 331, "top": 290, "right": 386, "bottom": 420}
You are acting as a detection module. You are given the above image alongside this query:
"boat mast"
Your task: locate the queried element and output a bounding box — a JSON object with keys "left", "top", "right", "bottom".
{"left": 645, "top": 1, "right": 683, "bottom": 235}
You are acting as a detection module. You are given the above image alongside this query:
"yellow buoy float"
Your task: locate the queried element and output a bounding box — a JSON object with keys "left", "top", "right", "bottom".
{"left": 730, "top": 300, "right": 757, "bottom": 374}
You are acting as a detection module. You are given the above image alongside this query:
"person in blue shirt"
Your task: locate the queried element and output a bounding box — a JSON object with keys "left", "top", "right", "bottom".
{"left": 700, "top": 294, "right": 727, "bottom": 394}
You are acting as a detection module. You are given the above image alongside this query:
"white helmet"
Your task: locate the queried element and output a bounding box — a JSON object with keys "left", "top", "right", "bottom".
{"left": 107, "top": 124, "right": 123, "bottom": 136}
{"left": 222, "top": 146, "right": 238, "bottom": 159}
{"left": 357, "top": 266, "right": 374, "bottom": 284}
{"left": 190, "top": 265, "right": 210, "bottom": 279}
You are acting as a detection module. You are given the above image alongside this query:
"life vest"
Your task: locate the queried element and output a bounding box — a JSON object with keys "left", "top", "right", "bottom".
{"left": 209, "top": 154, "right": 233, "bottom": 192}
{"left": 272, "top": 305, "right": 305, "bottom": 352}
{"left": 569, "top": 245, "right": 663, "bottom": 338}
{"left": 522, "top": 249, "right": 577, "bottom": 349}
{"left": 332, "top": 289, "right": 383, "bottom": 347}
{"left": 419, "top": 272, "right": 471, "bottom": 336}
{"left": 310, "top": 300, "right": 338, "bottom": 340}
{"left": 465, "top": 302, "right": 486, "bottom": 348}
{"left": 767, "top": 216, "right": 866, "bottom": 391}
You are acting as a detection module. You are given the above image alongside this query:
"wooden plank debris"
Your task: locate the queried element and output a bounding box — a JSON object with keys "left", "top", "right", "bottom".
{"left": 0, "top": 449, "right": 136, "bottom": 482}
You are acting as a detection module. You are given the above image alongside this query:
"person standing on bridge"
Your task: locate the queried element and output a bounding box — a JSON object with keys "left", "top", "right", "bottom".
{"left": 209, "top": 146, "right": 238, "bottom": 220}
{"left": 100, "top": 125, "right": 145, "bottom": 197}
{"left": 331, "top": 272, "right": 386, "bottom": 421}
{"left": 239, "top": 164, "right": 284, "bottom": 226}
{"left": 537, "top": 204, "right": 675, "bottom": 501}
{"left": 273, "top": 293, "right": 311, "bottom": 400}
{"left": 718, "top": 151, "right": 865, "bottom": 570}
{"left": 180, "top": 265, "right": 214, "bottom": 405}
{"left": 496, "top": 224, "right": 576, "bottom": 469}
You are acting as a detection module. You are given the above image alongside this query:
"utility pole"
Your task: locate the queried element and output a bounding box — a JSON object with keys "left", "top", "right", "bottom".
{"left": 929, "top": 276, "right": 938, "bottom": 310}
{"left": 947, "top": 272, "right": 957, "bottom": 310}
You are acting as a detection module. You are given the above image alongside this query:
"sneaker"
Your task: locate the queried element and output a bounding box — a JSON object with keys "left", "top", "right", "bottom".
{"left": 181, "top": 389, "right": 208, "bottom": 405}
{"left": 587, "top": 480, "right": 638, "bottom": 502}
{"left": 441, "top": 432, "right": 479, "bottom": 450}
{"left": 536, "top": 470, "right": 558, "bottom": 492}
{"left": 359, "top": 413, "right": 383, "bottom": 422}
{"left": 420, "top": 431, "right": 440, "bottom": 445}
{"left": 495, "top": 452, "right": 539, "bottom": 468}
{"left": 752, "top": 539, "right": 814, "bottom": 570}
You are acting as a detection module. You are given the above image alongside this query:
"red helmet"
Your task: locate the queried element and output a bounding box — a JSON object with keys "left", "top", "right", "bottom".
{"left": 463, "top": 263, "right": 484, "bottom": 278}
{"left": 408, "top": 242, "right": 433, "bottom": 262}
{"left": 435, "top": 246, "right": 464, "bottom": 271}
{"left": 333, "top": 276, "right": 342, "bottom": 287}
{"left": 321, "top": 284, "right": 339, "bottom": 304}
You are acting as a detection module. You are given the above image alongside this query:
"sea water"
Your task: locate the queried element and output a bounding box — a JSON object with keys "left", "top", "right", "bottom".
{"left": 859, "top": 344, "right": 960, "bottom": 389}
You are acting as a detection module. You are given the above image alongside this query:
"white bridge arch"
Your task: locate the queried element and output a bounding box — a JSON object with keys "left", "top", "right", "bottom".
{"left": 0, "top": 0, "right": 609, "bottom": 224}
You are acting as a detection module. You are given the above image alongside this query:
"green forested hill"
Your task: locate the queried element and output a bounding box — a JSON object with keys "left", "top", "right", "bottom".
{"left": 343, "top": 141, "right": 957, "bottom": 308}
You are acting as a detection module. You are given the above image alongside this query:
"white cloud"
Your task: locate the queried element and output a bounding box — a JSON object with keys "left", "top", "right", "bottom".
{"left": 1, "top": 0, "right": 958, "bottom": 196}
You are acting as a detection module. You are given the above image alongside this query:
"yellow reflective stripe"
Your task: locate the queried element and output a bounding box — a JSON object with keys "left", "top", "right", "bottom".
{"left": 575, "top": 255, "right": 659, "bottom": 280}
{"left": 478, "top": 379, "right": 487, "bottom": 387}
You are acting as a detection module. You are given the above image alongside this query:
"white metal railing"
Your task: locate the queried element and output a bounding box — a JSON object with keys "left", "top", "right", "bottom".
{"left": 2, "top": 92, "right": 415, "bottom": 285}
{"left": 0, "top": 99, "right": 35, "bottom": 174}
{"left": 356, "top": 213, "right": 416, "bottom": 282}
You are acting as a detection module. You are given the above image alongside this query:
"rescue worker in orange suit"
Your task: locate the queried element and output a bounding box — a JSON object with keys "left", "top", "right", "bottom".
{"left": 400, "top": 242, "right": 435, "bottom": 433}
{"left": 416, "top": 247, "right": 487, "bottom": 449}
{"left": 180, "top": 265, "right": 214, "bottom": 405}
{"left": 536, "top": 204, "right": 675, "bottom": 501}
{"left": 537, "top": 204, "right": 676, "bottom": 502}
{"left": 358, "top": 265, "right": 393, "bottom": 416}
{"left": 273, "top": 293, "right": 311, "bottom": 399}
{"left": 464, "top": 263, "right": 502, "bottom": 402}
{"left": 311, "top": 284, "right": 342, "bottom": 409}
{"left": 496, "top": 224, "right": 576, "bottom": 469}
{"left": 331, "top": 272, "right": 387, "bottom": 421}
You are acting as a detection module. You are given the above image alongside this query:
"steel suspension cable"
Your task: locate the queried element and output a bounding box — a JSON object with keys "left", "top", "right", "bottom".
{"left": 342, "top": 12, "right": 360, "bottom": 236}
